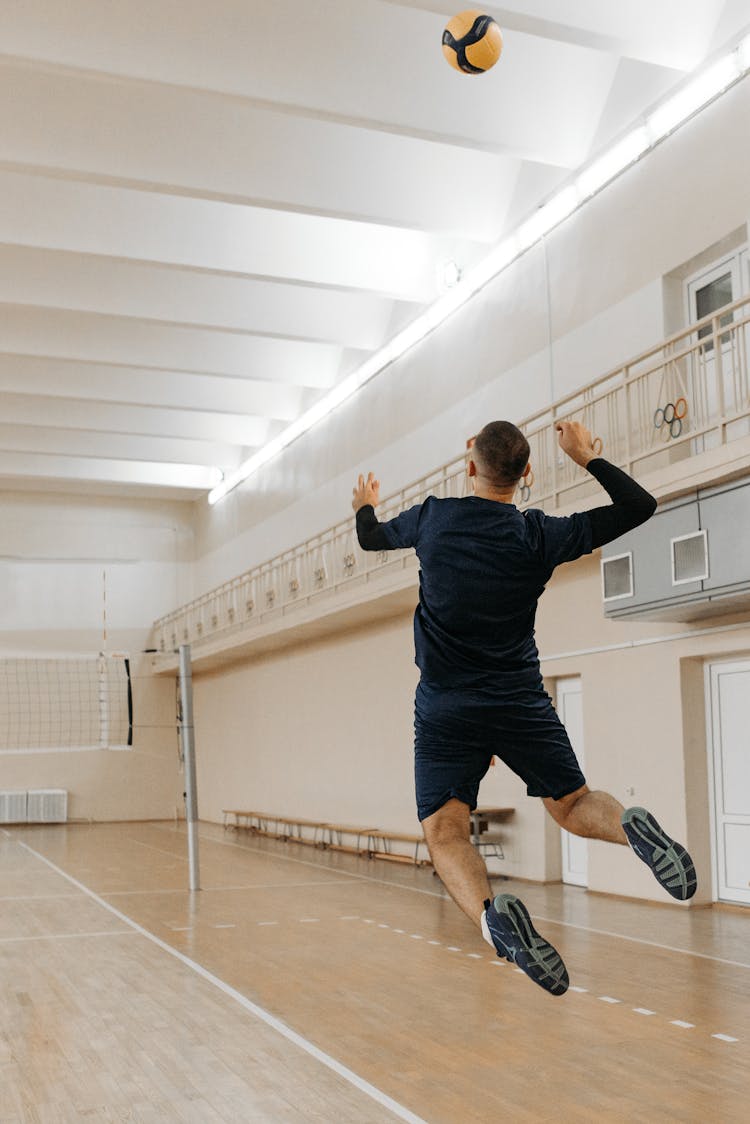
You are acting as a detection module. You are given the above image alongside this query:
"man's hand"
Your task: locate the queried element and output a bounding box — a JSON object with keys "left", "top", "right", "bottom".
{"left": 352, "top": 471, "right": 380, "bottom": 512}
{"left": 556, "top": 420, "right": 598, "bottom": 468}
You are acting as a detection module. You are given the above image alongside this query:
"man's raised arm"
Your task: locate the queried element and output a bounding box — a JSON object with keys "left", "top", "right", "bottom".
{"left": 352, "top": 471, "right": 391, "bottom": 551}
{"left": 556, "top": 420, "right": 657, "bottom": 548}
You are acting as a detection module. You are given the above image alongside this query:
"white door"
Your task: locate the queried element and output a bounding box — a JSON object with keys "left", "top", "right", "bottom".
{"left": 685, "top": 255, "right": 743, "bottom": 448}
{"left": 556, "top": 677, "right": 588, "bottom": 887}
{"left": 708, "top": 660, "right": 750, "bottom": 906}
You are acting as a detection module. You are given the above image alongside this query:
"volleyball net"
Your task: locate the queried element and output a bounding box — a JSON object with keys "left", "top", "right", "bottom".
{"left": 0, "top": 654, "right": 132, "bottom": 754}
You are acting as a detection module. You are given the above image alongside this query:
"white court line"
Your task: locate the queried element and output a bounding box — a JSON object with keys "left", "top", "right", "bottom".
{"left": 0, "top": 929, "right": 136, "bottom": 944}
{"left": 0, "top": 893, "right": 82, "bottom": 901}
{"left": 712, "top": 1034, "right": 738, "bottom": 1043}
{"left": 13, "top": 838, "right": 429, "bottom": 1124}
{"left": 531, "top": 913, "right": 750, "bottom": 972}
{"left": 599, "top": 996, "right": 621, "bottom": 1004}
{"left": 105, "top": 879, "right": 356, "bottom": 897}
{"left": 193, "top": 827, "right": 750, "bottom": 970}
{"left": 671, "top": 1020, "right": 694, "bottom": 1029}
{"left": 633, "top": 1008, "right": 656, "bottom": 1016}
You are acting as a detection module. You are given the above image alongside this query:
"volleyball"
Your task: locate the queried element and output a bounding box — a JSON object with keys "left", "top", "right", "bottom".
{"left": 442, "top": 11, "right": 503, "bottom": 74}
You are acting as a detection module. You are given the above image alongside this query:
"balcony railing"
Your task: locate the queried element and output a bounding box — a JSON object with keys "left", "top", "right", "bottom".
{"left": 152, "top": 295, "right": 750, "bottom": 656}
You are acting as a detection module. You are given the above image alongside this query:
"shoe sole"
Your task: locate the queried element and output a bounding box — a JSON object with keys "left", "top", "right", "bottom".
{"left": 489, "top": 894, "right": 569, "bottom": 996}
{"left": 621, "top": 807, "right": 697, "bottom": 901}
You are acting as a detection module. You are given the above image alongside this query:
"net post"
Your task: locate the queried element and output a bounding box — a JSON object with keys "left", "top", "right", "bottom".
{"left": 178, "top": 644, "right": 200, "bottom": 892}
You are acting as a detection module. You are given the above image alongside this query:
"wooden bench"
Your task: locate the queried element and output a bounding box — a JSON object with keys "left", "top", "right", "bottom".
{"left": 365, "top": 829, "right": 429, "bottom": 866}
{"left": 222, "top": 810, "right": 328, "bottom": 846}
{"left": 222, "top": 810, "right": 431, "bottom": 865}
{"left": 319, "top": 823, "right": 378, "bottom": 853}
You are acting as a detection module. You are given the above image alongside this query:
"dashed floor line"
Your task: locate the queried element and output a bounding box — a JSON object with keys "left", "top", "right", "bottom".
{"left": 345, "top": 914, "right": 742, "bottom": 1045}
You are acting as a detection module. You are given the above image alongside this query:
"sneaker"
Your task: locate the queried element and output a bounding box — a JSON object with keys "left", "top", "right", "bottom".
{"left": 483, "top": 894, "right": 569, "bottom": 997}
{"left": 621, "top": 807, "right": 697, "bottom": 901}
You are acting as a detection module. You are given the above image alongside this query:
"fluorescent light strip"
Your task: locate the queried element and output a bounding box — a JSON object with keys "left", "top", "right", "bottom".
{"left": 647, "top": 54, "right": 741, "bottom": 141}
{"left": 208, "top": 36, "right": 749, "bottom": 505}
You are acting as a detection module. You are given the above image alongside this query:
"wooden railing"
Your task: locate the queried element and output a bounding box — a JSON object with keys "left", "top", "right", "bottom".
{"left": 152, "top": 295, "right": 750, "bottom": 655}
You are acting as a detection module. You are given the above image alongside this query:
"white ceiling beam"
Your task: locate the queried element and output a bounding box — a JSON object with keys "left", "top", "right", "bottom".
{"left": 0, "top": 303, "right": 343, "bottom": 389}
{"left": 0, "top": 354, "right": 312, "bottom": 422}
{"left": 385, "top": 1, "right": 726, "bottom": 70}
{"left": 0, "top": 450, "right": 221, "bottom": 490}
{"left": 0, "top": 169, "right": 457, "bottom": 303}
{"left": 0, "top": 245, "right": 403, "bottom": 352}
{"left": 0, "top": 391, "right": 276, "bottom": 447}
{"left": 0, "top": 423, "right": 241, "bottom": 468}
{"left": 2, "top": 0, "right": 620, "bottom": 167}
{"left": 0, "top": 59, "right": 519, "bottom": 239}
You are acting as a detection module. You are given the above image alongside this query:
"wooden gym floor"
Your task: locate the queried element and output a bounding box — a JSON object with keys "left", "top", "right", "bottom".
{"left": 2, "top": 821, "right": 749, "bottom": 1123}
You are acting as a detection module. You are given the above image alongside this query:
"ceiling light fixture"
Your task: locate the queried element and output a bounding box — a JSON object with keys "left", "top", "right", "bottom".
{"left": 647, "top": 54, "right": 741, "bottom": 142}
{"left": 208, "top": 35, "right": 749, "bottom": 505}
{"left": 577, "top": 127, "right": 650, "bottom": 198}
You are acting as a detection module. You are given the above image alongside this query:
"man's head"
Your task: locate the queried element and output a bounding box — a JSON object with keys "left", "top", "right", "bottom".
{"left": 469, "top": 421, "right": 530, "bottom": 489}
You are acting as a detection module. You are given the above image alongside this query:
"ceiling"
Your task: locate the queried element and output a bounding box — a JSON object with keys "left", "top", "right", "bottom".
{"left": 2, "top": 0, "right": 748, "bottom": 501}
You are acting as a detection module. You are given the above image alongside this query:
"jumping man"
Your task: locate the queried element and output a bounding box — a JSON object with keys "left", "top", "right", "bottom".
{"left": 352, "top": 419, "right": 697, "bottom": 997}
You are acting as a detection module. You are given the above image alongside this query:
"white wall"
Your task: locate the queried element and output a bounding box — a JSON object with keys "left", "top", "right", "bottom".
{"left": 1, "top": 490, "right": 193, "bottom": 821}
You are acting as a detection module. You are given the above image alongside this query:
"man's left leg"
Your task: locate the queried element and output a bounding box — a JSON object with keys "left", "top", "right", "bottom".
{"left": 542, "top": 785, "right": 628, "bottom": 845}
{"left": 423, "top": 797, "right": 569, "bottom": 997}
{"left": 544, "top": 785, "right": 697, "bottom": 900}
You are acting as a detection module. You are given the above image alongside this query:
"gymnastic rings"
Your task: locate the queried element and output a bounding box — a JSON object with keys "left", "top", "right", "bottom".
{"left": 592, "top": 436, "right": 603, "bottom": 456}
{"left": 654, "top": 398, "right": 687, "bottom": 440}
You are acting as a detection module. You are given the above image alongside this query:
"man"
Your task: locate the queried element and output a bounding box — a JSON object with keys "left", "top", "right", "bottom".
{"left": 352, "top": 419, "right": 696, "bottom": 998}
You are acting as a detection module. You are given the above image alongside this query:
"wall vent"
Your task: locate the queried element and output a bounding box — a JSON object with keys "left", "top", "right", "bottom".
{"left": 601, "top": 552, "right": 634, "bottom": 602}
{"left": 671, "top": 530, "right": 709, "bottom": 585}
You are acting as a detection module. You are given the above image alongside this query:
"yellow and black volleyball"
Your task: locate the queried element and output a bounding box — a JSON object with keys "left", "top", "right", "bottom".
{"left": 442, "top": 10, "right": 503, "bottom": 74}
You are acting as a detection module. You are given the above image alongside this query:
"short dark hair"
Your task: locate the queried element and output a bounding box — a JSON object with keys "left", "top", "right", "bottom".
{"left": 472, "top": 421, "right": 530, "bottom": 486}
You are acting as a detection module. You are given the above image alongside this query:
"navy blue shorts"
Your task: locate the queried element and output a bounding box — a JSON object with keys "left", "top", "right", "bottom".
{"left": 414, "top": 682, "right": 586, "bottom": 821}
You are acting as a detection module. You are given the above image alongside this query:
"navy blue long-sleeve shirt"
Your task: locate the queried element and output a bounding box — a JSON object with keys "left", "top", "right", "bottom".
{"left": 355, "top": 458, "right": 656, "bottom": 694}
